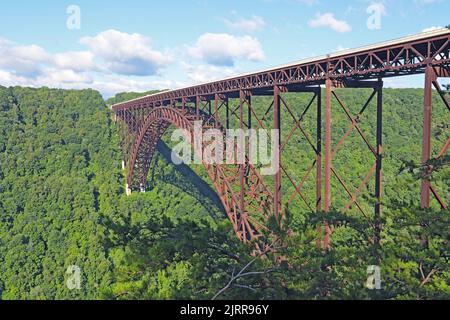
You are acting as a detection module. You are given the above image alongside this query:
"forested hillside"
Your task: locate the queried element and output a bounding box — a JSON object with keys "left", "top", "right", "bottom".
{"left": 0, "top": 85, "right": 448, "bottom": 300}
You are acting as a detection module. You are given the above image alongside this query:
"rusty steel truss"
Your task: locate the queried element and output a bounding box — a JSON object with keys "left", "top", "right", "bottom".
{"left": 113, "top": 30, "right": 450, "bottom": 252}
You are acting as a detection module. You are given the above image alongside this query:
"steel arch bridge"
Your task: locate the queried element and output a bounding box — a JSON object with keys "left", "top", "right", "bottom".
{"left": 112, "top": 29, "right": 450, "bottom": 253}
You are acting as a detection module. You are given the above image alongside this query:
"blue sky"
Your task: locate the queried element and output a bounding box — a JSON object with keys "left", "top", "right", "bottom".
{"left": 0, "top": 0, "right": 448, "bottom": 97}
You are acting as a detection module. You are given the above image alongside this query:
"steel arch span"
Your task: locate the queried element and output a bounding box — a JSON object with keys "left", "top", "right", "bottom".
{"left": 113, "top": 29, "right": 450, "bottom": 254}
{"left": 120, "top": 105, "right": 276, "bottom": 252}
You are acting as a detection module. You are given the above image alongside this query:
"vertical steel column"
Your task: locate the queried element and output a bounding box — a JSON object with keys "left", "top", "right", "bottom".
{"left": 274, "top": 85, "right": 282, "bottom": 219}
{"left": 248, "top": 93, "right": 252, "bottom": 129}
{"left": 226, "top": 97, "right": 230, "bottom": 129}
{"left": 316, "top": 88, "right": 322, "bottom": 212}
{"left": 324, "top": 79, "right": 332, "bottom": 212}
{"left": 375, "top": 79, "right": 383, "bottom": 263}
{"left": 324, "top": 79, "right": 332, "bottom": 249}
{"left": 239, "top": 90, "right": 246, "bottom": 218}
{"left": 214, "top": 94, "right": 219, "bottom": 128}
{"left": 196, "top": 96, "right": 201, "bottom": 116}
{"left": 421, "top": 66, "right": 436, "bottom": 208}
{"left": 246, "top": 92, "right": 252, "bottom": 185}
{"left": 182, "top": 97, "right": 186, "bottom": 112}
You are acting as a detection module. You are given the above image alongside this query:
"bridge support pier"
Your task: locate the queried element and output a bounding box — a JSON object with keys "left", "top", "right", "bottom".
{"left": 322, "top": 78, "right": 384, "bottom": 255}
{"left": 421, "top": 66, "right": 434, "bottom": 208}
{"left": 323, "top": 79, "right": 333, "bottom": 249}
{"left": 420, "top": 65, "right": 449, "bottom": 210}
{"left": 375, "top": 78, "right": 383, "bottom": 264}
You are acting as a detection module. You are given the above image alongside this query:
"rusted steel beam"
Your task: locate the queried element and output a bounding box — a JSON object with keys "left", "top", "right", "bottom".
{"left": 420, "top": 66, "right": 435, "bottom": 208}
{"left": 196, "top": 95, "right": 201, "bottom": 116}
{"left": 214, "top": 94, "right": 219, "bottom": 128}
{"left": 248, "top": 93, "right": 252, "bottom": 131}
{"left": 316, "top": 88, "right": 322, "bottom": 212}
{"left": 419, "top": 66, "right": 449, "bottom": 210}
{"left": 324, "top": 79, "right": 332, "bottom": 212}
{"left": 274, "top": 85, "right": 282, "bottom": 220}
{"left": 182, "top": 96, "right": 186, "bottom": 112}
{"left": 375, "top": 79, "right": 383, "bottom": 264}
{"left": 430, "top": 186, "right": 447, "bottom": 210}
{"left": 225, "top": 97, "right": 230, "bottom": 130}
{"left": 239, "top": 90, "right": 246, "bottom": 224}
{"left": 323, "top": 79, "right": 333, "bottom": 250}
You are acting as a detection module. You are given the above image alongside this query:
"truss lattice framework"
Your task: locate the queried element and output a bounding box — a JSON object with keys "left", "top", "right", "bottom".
{"left": 118, "top": 105, "right": 276, "bottom": 252}
{"left": 113, "top": 30, "right": 450, "bottom": 253}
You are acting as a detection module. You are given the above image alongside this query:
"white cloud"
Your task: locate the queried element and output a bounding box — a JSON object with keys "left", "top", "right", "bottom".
{"left": 8, "top": 44, "right": 50, "bottom": 62}
{"left": 1, "top": 31, "right": 261, "bottom": 97}
{"left": 0, "top": 36, "right": 100, "bottom": 81}
{"left": 90, "top": 76, "right": 181, "bottom": 98}
{"left": 0, "top": 38, "right": 98, "bottom": 87}
{"left": 0, "top": 37, "right": 13, "bottom": 47}
{"left": 2, "top": 29, "right": 262, "bottom": 97}
{"left": 0, "top": 70, "right": 30, "bottom": 87}
{"left": 80, "top": 29, "right": 171, "bottom": 76}
{"left": 309, "top": 13, "right": 351, "bottom": 33}
{"left": 181, "top": 62, "right": 237, "bottom": 84}
{"left": 0, "top": 68, "right": 179, "bottom": 99}
{"left": 0, "top": 41, "right": 50, "bottom": 77}
{"left": 0, "top": 68, "right": 92, "bottom": 89}
{"left": 188, "top": 33, "right": 265, "bottom": 66}
{"left": 223, "top": 15, "right": 266, "bottom": 33}
{"left": 53, "top": 51, "right": 98, "bottom": 72}
{"left": 0, "top": 31, "right": 176, "bottom": 97}
{"left": 422, "top": 26, "right": 443, "bottom": 32}
{"left": 38, "top": 68, "right": 93, "bottom": 86}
